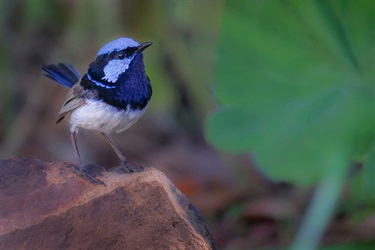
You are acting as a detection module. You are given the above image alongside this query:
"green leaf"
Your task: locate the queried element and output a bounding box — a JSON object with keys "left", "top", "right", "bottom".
{"left": 318, "top": 241, "right": 375, "bottom": 250}
{"left": 347, "top": 142, "right": 375, "bottom": 209}
{"left": 206, "top": 0, "right": 374, "bottom": 185}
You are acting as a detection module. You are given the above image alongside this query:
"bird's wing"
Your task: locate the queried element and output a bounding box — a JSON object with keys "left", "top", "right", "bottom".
{"left": 56, "top": 78, "right": 99, "bottom": 123}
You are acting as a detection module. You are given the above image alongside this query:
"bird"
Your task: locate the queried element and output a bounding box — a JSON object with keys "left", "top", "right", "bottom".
{"left": 42, "top": 37, "right": 153, "bottom": 185}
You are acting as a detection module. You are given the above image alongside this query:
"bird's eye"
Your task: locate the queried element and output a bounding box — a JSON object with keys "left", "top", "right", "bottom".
{"left": 117, "top": 52, "right": 125, "bottom": 60}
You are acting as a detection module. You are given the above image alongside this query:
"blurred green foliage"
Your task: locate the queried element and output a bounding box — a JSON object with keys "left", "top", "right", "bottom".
{"left": 206, "top": 0, "right": 374, "bottom": 187}
{"left": 206, "top": 0, "right": 374, "bottom": 248}
{"left": 318, "top": 241, "right": 375, "bottom": 250}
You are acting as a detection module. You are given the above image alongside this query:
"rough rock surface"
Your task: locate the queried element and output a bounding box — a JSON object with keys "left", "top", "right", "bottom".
{"left": 0, "top": 158, "right": 215, "bottom": 250}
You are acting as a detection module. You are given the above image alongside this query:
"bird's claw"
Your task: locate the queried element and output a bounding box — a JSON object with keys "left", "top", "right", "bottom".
{"left": 121, "top": 161, "right": 144, "bottom": 173}
{"left": 71, "top": 165, "right": 106, "bottom": 186}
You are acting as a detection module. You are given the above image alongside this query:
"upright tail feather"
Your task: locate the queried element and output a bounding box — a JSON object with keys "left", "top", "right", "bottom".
{"left": 42, "top": 63, "right": 81, "bottom": 89}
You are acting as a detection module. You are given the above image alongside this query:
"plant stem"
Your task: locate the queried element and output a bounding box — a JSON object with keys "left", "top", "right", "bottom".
{"left": 291, "top": 158, "right": 348, "bottom": 250}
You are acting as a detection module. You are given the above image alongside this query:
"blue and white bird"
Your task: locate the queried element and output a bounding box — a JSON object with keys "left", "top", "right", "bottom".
{"left": 42, "top": 37, "right": 153, "bottom": 185}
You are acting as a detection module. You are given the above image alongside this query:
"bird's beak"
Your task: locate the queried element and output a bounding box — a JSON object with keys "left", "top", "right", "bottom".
{"left": 137, "top": 42, "right": 153, "bottom": 53}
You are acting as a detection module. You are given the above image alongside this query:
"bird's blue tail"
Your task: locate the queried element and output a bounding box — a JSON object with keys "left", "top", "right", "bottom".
{"left": 42, "top": 63, "right": 81, "bottom": 89}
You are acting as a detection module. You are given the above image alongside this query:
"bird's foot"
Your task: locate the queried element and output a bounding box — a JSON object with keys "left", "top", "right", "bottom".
{"left": 121, "top": 160, "right": 144, "bottom": 173}
{"left": 71, "top": 165, "right": 106, "bottom": 186}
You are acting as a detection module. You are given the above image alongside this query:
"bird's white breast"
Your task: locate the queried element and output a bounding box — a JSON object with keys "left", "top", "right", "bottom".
{"left": 69, "top": 99, "right": 148, "bottom": 134}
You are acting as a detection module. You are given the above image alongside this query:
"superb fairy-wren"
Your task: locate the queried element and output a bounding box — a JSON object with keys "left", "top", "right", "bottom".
{"left": 42, "top": 37, "right": 153, "bottom": 185}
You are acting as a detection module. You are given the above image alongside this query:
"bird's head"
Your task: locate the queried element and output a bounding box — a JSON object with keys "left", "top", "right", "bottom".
{"left": 87, "top": 37, "right": 152, "bottom": 88}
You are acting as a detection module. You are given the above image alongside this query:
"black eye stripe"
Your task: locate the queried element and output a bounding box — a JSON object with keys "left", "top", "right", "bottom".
{"left": 123, "top": 46, "right": 138, "bottom": 55}
{"left": 101, "top": 46, "right": 139, "bottom": 60}
{"left": 116, "top": 47, "right": 138, "bottom": 58}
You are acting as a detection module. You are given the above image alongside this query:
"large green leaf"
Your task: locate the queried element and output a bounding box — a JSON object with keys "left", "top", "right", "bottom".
{"left": 206, "top": 0, "right": 374, "bottom": 185}
{"left": 347, "top": 142, "right": 375, "bottom": 210}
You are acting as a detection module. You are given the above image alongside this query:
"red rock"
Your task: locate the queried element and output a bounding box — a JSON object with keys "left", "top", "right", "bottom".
{"left": 0, "top": 158, "right": 215, "bottom": 249}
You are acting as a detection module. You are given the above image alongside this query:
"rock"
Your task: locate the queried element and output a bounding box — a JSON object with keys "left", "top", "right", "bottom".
{"left": 0, "top": 158, "right": 216, "bottom": 250}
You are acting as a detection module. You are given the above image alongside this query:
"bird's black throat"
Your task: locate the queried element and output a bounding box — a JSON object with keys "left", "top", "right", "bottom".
{"left": 81, "top": 53, "right": 152, "bottom": 110}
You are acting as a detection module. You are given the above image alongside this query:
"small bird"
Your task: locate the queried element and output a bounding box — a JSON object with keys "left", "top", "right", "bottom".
{"left": 42, "top": 37, "right": 153, "bottom": 185}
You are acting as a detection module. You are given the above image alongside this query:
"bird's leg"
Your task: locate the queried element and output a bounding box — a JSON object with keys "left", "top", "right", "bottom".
{"left": 70, "top": 132, "right": 105, "bottom": 186}
{"left": 101, "top": 132, "right": 144, "bottom": 173}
